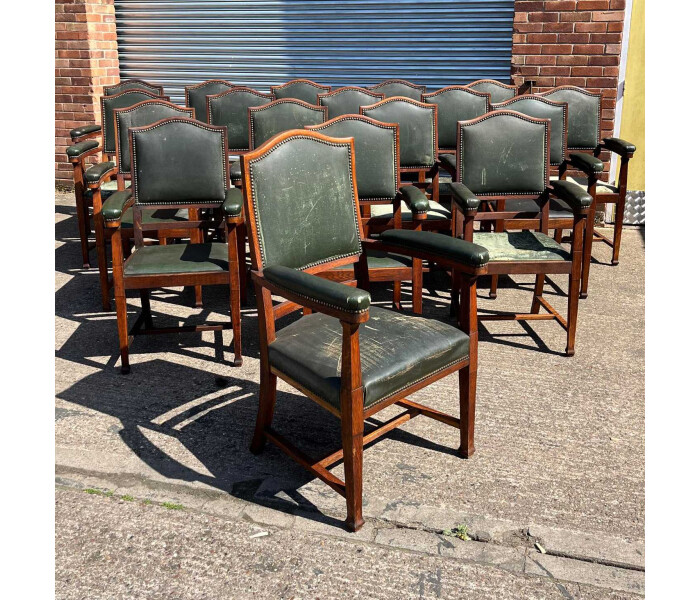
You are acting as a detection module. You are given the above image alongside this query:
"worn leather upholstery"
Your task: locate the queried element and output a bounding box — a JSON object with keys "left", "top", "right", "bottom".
{"left": 207, "top": 88, "right": 272, "bottom": 151}
{"left": 229, "top": 158, "right": 242, "bottom": 182}
{"left": 549, "top": 180, "right": 593, "bottom": 211}
{"left": 466, "top": 80, "right": 516, "bottom": 103}
{"left": 362, "top": 99, "right": 436, "bottom": 168}
{"left": 487, "top": 198, "right": 572, "bottom": 219}
{"left": 369, "top": 80, "right": 426, "bottom": 101}
{"left": 320, "top": 88, "right": 384, "bottom": 119}
{"left": 264, "top": 265, "right": 371, "bottom": 313}
{"left": 370, "top": 200, "right": 450, "bottom": 222}
{"left": 268, "top": 306, "right": 469, "bottom": 410}
{"left": 438, "top": 153, "right": 457, "bottom": 172}
{"left": 309, "top": 117, "right": 397, "bottom": 200}
{"left": 104, "top": 80, "right": 163, "bottom": 96}
{"left": 271, "top": 80, "right": 331, "bottom": 104}
{"left": 69, "top": 124, "right": 102, "bottom": 141}
{"left": 569, "top": 152, "right": 604, "bottom": 174}
{"left": 447, "top": 182, "right": 480, "bottom": 212}
{"left": 186, "top": 81, "right": 236, "bottom": 121}
{"left": 601, "top": 137, "right": 636, "bottom": 155}
{"left": 248, "top": 134, "right": 361, "bottom": 269}
{"left": 333, "top": 250, "right": 413, "bottom": 270}
{"left": 250, "top": 101, "right": 327, "bottom": 149}
{"left": 131, "top": 119, "right": 227, "bottom": 206}
{"left": 458, "top": 112, "right": 548, "bottom": 194}
{"left": 66, "top": 140, "right": 99, "bottom": 158}
{"left": 115, "top": 101, "right": 193, "bottom": 174}
{"left": 423, "top": 88, "right": 490, "bottom": 150}
{"left": 101, "top": 190, "right": 133, "bottom": 222}
{"left": 85, "top": 161, "right": 116, "bottom": 184}
{"left": 398, "top": 185, "right": 430, "bottom": 214}
{"left": 102, "top": 188, "right": 189, "bottom": 226}
{"left": 222, "top": 187, "right": 243, "bottom": 217}
{"left": 493, "top": 97, "right": 567, "bottom": 165}
{"left": 472, "top": 231, "right": 569, "bottom": 261}
{"left": 566, "top": 177, "right": 618, "bottom": 196}
{"left": 124, "top": 242, "right": 230, "bottom": 275}
{"left": 541, "top": 87, "right": 600, "bottom": 150}
{"left": 380, "top": 229, "right": 489, "bottom": 268}
{"left": 102, "top": 91, "right": 163, "bottom": 154}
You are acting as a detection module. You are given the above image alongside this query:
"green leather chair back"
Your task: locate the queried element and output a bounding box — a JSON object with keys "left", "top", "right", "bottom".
{"left": 101, "top": 90, "right": 166, "bottom": 154}
{"left": 368, "top": 80, "right": 426, "bottom": 101}
{"left": 457, "top": 111, "right": 549, "bottom": 195}
{"left": 245, "top": 131, "right": 362, "bottom": 270}
{"left": 361, "top": 98, "right": 437, "bottom": 169}
{"left": 250, "top": 99, "right": 328, "bottom": 149}
{"left": 185, "top": 80, "right": 237, "bottom": 121}
{"left": 206, "top": 87, "right": 273, "bottom": 151}
{"left": 308, "top": 115, "right": 398, "bottom": 202}
{"left": 540, "top": 86, "right": 601, "bottom": 150}
{"left": 271, "top": 79, "right": 331, "bottom": 104}
{"left": 319, "top": 87, "right": 385, "bottom": 119}
{"left": 422, "top": 86, "right": 490, "bottom": 151}
{"left": 465, "top": 80, "right": 517, "bottom": 104}
{"left": 115, "top": 100, "right": 194, "bottom": 175}
{"left": 104, "top": 79, "right": 164, "bottom": 96}
{"left": 492, "top": 95, "right": 568, "bottom": 166}
{"left": 130, "top": 118, "right": 227, "bottom": 206}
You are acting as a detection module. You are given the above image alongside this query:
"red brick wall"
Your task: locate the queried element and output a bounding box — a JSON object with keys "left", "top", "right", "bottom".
{"left": 511, "top": 1, "right": 626, "bottom": 180}
{"left": 55, "top": 0, "right": 119, "bottom": 185}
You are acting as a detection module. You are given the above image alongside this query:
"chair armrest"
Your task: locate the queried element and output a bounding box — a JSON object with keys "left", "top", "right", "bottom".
{"left": 222, "top": 187, "right": 243, "bottom": 220}
{"left": 567, "top": 152, "right": 604, "bottom": 175}
{"left": 447, "top": 182, "right": 479, "bottom": 212}
{"left": 102, "top": 190, "right": 133, "bottom": 226}
{"left": 377, "top": 229, "right": 489, "bottom": 272}
{"left": 600, "top": 137, "right": 636, "bottom": 156}
{"left": 262, "top": 265, "right": 371, "bottom": 321}
{"left": 438, "top": 154, "right": 457, "bottom": 172}
{"left": 70, "top": 124, "right": 102, "bottom": 142}
{"left": 398, "top": 185, "right": 430, "bottom": 215}
{"left": 66, "top": 140, "right": 100, "bottom": 162}
{"left": 548, "top": 180, "right": 592, "bottom": 213}
{"left": 85, "top": 161, "right": 117, "bottom": 187}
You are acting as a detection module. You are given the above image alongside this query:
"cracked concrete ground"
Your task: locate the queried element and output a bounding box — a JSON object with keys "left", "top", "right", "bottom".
{"left": 55, "top": 191, "right": 644, "bottom": 598}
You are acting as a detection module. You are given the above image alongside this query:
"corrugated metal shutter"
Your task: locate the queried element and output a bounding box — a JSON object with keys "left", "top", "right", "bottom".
{"left": 115, "top": 1, "right": 515, "bottom": 106}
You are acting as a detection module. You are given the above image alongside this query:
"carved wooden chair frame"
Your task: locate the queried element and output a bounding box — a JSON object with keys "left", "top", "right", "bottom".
{"left": 270, "top": 78, "right": 332, "bottom": 103}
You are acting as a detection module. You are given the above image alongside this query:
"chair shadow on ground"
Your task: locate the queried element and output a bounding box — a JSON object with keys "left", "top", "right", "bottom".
{"left": 56, "top": 201, "right": 571, "bottom": 528}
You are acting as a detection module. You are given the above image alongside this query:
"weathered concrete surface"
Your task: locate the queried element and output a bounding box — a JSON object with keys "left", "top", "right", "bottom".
{"left": 55, "top": 192, "right": 644, "bottom": 597}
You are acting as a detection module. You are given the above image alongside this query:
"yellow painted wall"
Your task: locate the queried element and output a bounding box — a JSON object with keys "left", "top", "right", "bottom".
{"left": 619, "top": 0, "right": 644, "bottom": 190}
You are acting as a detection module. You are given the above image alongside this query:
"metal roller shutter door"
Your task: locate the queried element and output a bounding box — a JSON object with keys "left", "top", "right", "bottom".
{"left": 115, "top": 1, "right": 515, "bottom": 105}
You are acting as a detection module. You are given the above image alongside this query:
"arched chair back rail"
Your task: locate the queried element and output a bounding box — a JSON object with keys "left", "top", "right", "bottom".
{"left": 465, "top": 79, "right": 517, "bottom": 104}
{"left": 104, "top": 79, "right": 165, "bottom": 97}
{"left": 270, "top": 79, "right": 332, "bottom": 104}
{"left": 318, "top": 87, "right": 385, "bottom": 119}
{"left": 185, "top": 80, "right": 237, "bottom": 121}
{"left": 240, "top": 127, "right": 489, "bottom": 532}
{"left": 249, "top": 99, "right": 328, "bottom": 149}
{"left": 368, "top": 79, "right": 426, "bottom": 101}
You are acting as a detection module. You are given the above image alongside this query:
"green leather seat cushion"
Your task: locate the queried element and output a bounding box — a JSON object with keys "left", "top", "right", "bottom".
{"left": 333, "top": 250, "right": 413, "bottom": 271}
{"left": 121, "top": 207, "right": 189, "bottom": 228}
{"left": 124, "top": 242, "right": 230, "bottom": 276}
{"left": 268, "top": 306, "right": 470, "bottom": 410}
{"left": 565, "top": 176, "right": 618, "bottom": 195}
{"left": 472, "top": 232, "right": 569, "bottom": 262}
{"left": 370, "top": 200, "right": 450, "bottom": 222}
{"left": 488, "top": 198, "right": 572, "bottom": 219}
{"left": 229, "top": 157, "right": 242, "bottom": 181}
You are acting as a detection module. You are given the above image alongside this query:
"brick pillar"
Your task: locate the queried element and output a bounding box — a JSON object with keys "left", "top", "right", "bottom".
{"left": 510, "top": 1, "right": 626, "bottom": 181}
{"left": 55, "top": 0, "right": 119, "bottom": 186}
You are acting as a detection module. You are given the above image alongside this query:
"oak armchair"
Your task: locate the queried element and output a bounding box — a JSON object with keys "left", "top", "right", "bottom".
{"left": 318, "top": 86, "right": 384, "bottom": 119}
{"left": 367, "top": 79, "right": 426, "bottom": 101}
{"left": 270, "top": 79, "right": 331, "bottom": 104}
{"left": 241, "top": 128, "right": 489, "bottom": 531}
{"left": 185, "top": 80, "right": 237, "bottom": 121}
{"left": 465, "top": 79, "right": 517, "bottom": 103}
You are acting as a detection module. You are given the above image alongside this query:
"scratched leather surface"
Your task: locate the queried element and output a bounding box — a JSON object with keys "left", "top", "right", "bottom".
{"left": 249, "top": 136, "right": 361, "bottom": 269}
{"left": 544, "top": 89, "right": 600, "bottom": 150}
{"left": 371, "top": 82, "right": 424, "bottom": 101}
{"left": 209, "top": 90, "right": 271, "bottom": 150}
{"left": 468, "top": 81, "right": 516, "bottom": 103}
{"left": 272, "top": 82, "right": 326, "bottom": 104}
{"left": 321, "top": 90, "right": 384, "bottom": 119}
{"left": 459, "top": 114, "right": 547, "bottom": 194}
{"left": 251, "top": 104, "right": 326, "bottom": 148}
{"left": 426, "top": 89, "right": 489, "bottom": 150}
{"left": 268, "top": 306, "right": 470, "bottom": 410}
{"left": 103, "top": 91, "right": 160, "bottom": 154}
{"left": 472, "top": 231, "right": 569, "bottom": 262}
{"left": 188, "top": 82, "right": 235, "bottom": 121}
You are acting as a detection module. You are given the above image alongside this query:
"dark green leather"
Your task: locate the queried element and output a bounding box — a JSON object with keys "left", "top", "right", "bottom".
{"left": 208, "top": 88, "right": 272, "bottom": 151}
{"left": 120, "top": 207, "right": 189, "bottom": 228}
{"left": 602, "top": 137, "right": 636, "bottom": 155}
{"left": 447, "top": 182, "right": 479, "bottom": 211}
{"left": 248, "top": 135, "right": 361, "bottom": 270}
{"left": 458, "top": 113, "right": 547, "bottom": 194}
{"left": 85, "top": 161, "right": 116, "bottom": 184}
{"left": 186, "top": 81, "right": 236, "bottom": 121}
{"left": 379, "top": 229, "right": 489, "bottom": 268}
{"left": 369, "top": 201, "right": 450, "bottom": 222}
{"left": 549, "top": 180, "right": 593, "bottom": 211}
{"left": 229, "top": 158, "right": 242, "bottom": 181}
{"left": 264, "top": 265, "right": 371, "bottom": 314}
{"left": 370, "top": 81, "right": 426, "bottom": 101}
{"left": 320, "top": 88, "right": 384, "bottom": 119}
{"left": 70, "top": 124, "right": 101, "bottom": 140}
{"left": 268, "top": 306, "right": 469, "bottom": 410}
{"left": 310, "top": 117, "right": 397, "bottom": 200}
{"left": 104, "top": 80, "right": 163, "bottom": 96}
{"left": 124, "top": 242, "right": 229, "bottom": 276}
{"left": 568, "top": 152, "right": 604, "bottom": 174}
{"left": 131, "top": 120, "right": 227, "bottom": 205}
{"left": 334, "top": 250, "right": 412, "bottom": 270}
{"left": 472, "top": 231, "right": 569, "bottom": 262}
{"left": 363, "top": 100, "right": 436, "bottom": 168}
{"left": 101, "top": 190, "right": 132, "bottom": 222}
{"left": 424, "top": 88, "right": 489, "bottom": 150}
{"left": 438, "top": 153, "right": 457, "bottom": 171}
{"left": 222, "top": 187, "right": 243, "bottom": 217}
{"left": 102, "top": 91, "right": 161, "bottom": 154}
{"left": 467, "top": 80, "right": 516, "bottom": 103}
{"left": 272, "top": 81, "right": 330, "bottom": 104}
{"left": 66, "top": 140, "right": 99, "bottom": 158}
{"left": 251, "top": 101, "right": 327, "bottom": 148}
{"left": 543, "top": 88, "right": 600, "bottom": 150}
{"left": 398, "top": 185, "right": 430, "bottom": 214}
{"left": 488, "top": 198, "right": 572, "bottom": 219}
{"left": 493, "top": 97, "right": 567, "bottom": 165}
{"left": 115, "top": 101, "right": 193, "bottom": 174}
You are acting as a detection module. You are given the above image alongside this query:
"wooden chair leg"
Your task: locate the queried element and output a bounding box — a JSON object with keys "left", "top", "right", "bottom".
{"left": 116, "top": 292, "right": 130, "bottom": 374}
{"left": 458, "top": 275, "right": 478, "bottom": 457}
{"left": 530, "top": 274, "right": 546, "bottom": 314}
{"left": 554, "top": 228, "right": 563, "bottom": 243}
{"left": 611, "top": 195, "right": 625, "bottom": 266}
{"left": 411, "top": 257, "right": 423, "bottom": 315}
{"left": 580, "top": 206, "right": 596, "bottom": 299}
{"left": 565, "top": 271, "right": 581, "bottom": 357}
{"left": 237, "top": 223, "right": 248, "bottom": 305}
{"left": 75, "top": 192, "right": 91, "bottom": 268}
{"left": 250, "top": 372, "right": 277, "bottom": 454}
{"left": 392, "top": 281, "right": 402, "bottom": 311}
{"left": 230, "top": 274, "right": 243, "bottom": 368}
{"left": 139, "top": 290, "right": 153, "bottom": 329}
{"left": 94, "top": 211, "right": 111, "bottom": 311}
{"left": 489, "top": 275, "right": 498, "bottom": 299}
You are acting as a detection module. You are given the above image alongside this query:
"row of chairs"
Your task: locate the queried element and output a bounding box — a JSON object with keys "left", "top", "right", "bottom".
{"left": 63, "top": 77, "right": 635, "bottom": 532}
